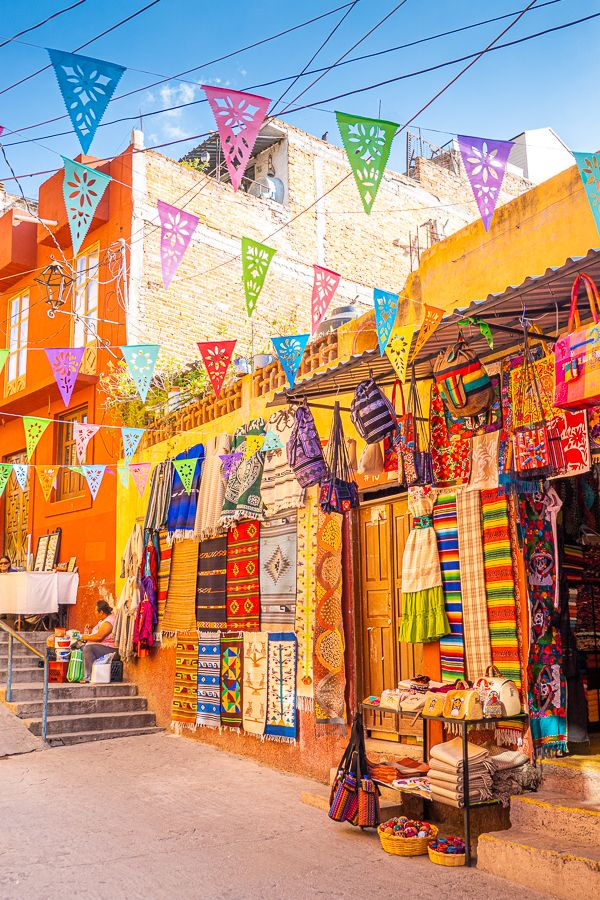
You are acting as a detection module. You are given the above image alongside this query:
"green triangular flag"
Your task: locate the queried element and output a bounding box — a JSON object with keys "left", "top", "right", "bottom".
{"left": 0, "top": 464, "right": 11, "bottom": 498}
{"left": 479, "top": 320, "right": 494, "bottom": 350}
{"left": 69, "top": 465, "right": 83, "bottom": 476}
{"left": 172, "top": 457, "right": 199, "bottom": 495}
{"left": 242, "top": 237, "right": 276, "bottom": 317}
{"left": 0, "top": 349, "right": 8, "bottom": 376}
{"left": 23, "top": 417, "right": 51, "bottom": 460}
{"left": 336, "top": 111, "right": 398, "bottom": 214}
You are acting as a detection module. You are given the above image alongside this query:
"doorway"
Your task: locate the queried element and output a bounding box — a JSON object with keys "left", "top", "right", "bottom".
{"left": 3, "top": 450, "right": 29, "bottom": 568}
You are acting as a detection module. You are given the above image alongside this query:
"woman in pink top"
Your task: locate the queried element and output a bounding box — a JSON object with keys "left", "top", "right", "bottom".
{"left": 81, "top": 600, "right": 117, "bottom": 681}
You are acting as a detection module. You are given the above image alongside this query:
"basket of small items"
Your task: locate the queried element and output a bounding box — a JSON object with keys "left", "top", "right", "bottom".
{"left": 428, "top": 835, "right": 466, "bottom": 867}
{"left": 378, "top": 816, "right": 438, "bottom": 856}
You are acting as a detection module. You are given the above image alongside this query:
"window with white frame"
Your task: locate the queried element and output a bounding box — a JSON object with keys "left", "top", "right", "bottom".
{"left": 7, "top": 291, "right": 29, "bottom": 382}
{"left": 73, "top": 245, "right": 99, "bottom": 346}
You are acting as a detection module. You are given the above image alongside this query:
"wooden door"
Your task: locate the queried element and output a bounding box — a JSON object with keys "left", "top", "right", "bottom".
{"left": 3, "top": 450, "right": 29, "bottom": 567}
{"left": 392, "top": 500, "right": 424, "bottom": 679}
{"left": 359, "top": 502, "right": 396, "bottom": 699}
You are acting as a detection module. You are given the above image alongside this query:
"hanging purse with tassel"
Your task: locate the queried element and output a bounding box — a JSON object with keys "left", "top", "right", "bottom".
{"left": 401, "top": 366, "right": 434, "bottom": 486}
{"left": 319, "top": 401, "right": 359, "bottom": 513}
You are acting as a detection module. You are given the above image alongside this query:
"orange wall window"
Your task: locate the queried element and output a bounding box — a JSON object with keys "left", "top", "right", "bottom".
{"left": 7, "top": 290, "right": 29, "bottom": 382}
{"left": 73, "top": 245, "right": 99, "bottom": 347}
{"left": 55, "top": 406, "right": 88, "bottom": 501}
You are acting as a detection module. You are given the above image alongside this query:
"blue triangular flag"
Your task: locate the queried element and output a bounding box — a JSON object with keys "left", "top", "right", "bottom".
{"left": 62, "top": 157, "right": 111, "bottom": 256}
{"left": 271, "top": 334, "right": 310, "bottom": 389}
{"left": 118, "top": 466, "right": 130, "bottom": 490}
{"left": 48, "top": 48, "right": 126, "bottom": 153}
{"left": 262, "top": 430, "right": 284, "bottom": 452}
{"left": 82, "top": 464, "right": 106, "bottom": 500}
{"left": 574, "top": 152, "right": 600, "bottom": 236}
{"left": 13, "top": 464, "right": 28, "bottom": 491}
{"left": 374, "top": 288, "right": 398, "bottom": 355}
{"left": 120, "top": 345, "right": 159, "bottom": 403}
{"left": 121, "top": 427, "right": 144, "bottom": 465}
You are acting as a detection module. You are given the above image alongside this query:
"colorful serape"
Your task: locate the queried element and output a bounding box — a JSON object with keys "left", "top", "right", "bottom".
{"left": 456, "top": 490, "right": 492, "bottom": 681}
{"left": 171, "top": 633, "right": 199, "bottom": 727}
{"left": 242, "top": 631, "right": 268, "bottom": 735}
{"left": 259, "top": 513, "right": 297, "bottom": 631}
{"left": 196, "top": 631, "right": 221, "bottom": 728}
{"left": 162, "top": 539, "right": 199, "bottom": 635}
{"left": 314, "top": 510, "right": 346, "bottom": 730}
{"left": 481, "top": 489, "right": 521, "bottom": 688}
{"left": 144, "top": 460, "right": 173, "bottom": 533}
{"left": 221, "top": 631, "right": 243, "bottom": 729}
{"left": 295, "top": 489, "right": 318, "bottom": 710}
{"left": 264, "top": 632, "right": 297, "bottom": 743}
{"left": 157, "top": 529, "right": 172, "bottom": 630}
{"left": 196, "top": 536, "right": 227, "bottom": 629}
{"left": 167, "top": 444, "right": 204, "bottom": 541}
{"left": 226, "top": 520, "right": 260, "bottom": 630}
{"left": 433, "top": 493, "right": 465, "bottom": 682}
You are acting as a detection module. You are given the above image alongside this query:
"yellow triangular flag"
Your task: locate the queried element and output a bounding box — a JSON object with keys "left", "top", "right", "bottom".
{"left": 410, "top": 304, "right": 444, "bottom": 361}
{"left": 37, "top": 465, "right": 59, "bottom": 502}
{"left": 385, "top": 325, "right": 416, "bottom": 383}
{"left": 245, "top": 434, "right": 264, "bottom": 458}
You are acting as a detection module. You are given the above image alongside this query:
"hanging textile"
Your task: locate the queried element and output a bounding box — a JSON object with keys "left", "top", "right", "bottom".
{"left": 433, "top": 493, "right": 465, "bottom": 681}
{"left": 161, "top": 539, "right": 199, "bottom": 635}
{"left": 144, "top": 461, "right": 173, "bottom": 533}
{"left": 295, "top": 488, "right": 319, "bottom": 710}
{"left": 442, "top": 372, "right": 502, "bottom": 441}
{"left": 260, "top": 409, "right": 305, "bottom": 516}
{"left": 167, "top": 444, "right": 204, "bottom": 541}
{"left": 157, "top": 530, "right": 172, "bottom": 631}
{"left": 264, "top": 632, "right": 298, "bottom": 743}
{"left": 430, "top": 383, "right": 471, "bottom": 487}
{"left": 314, "top": 510, "right": 346, "bottom": 731}
{"left": 399, "top": 486, "right": 450, "bottom": 643}
{"left": 259, "top": 513, "right": 297, "bottom": 631}
{"left": 196, "top": 536, "right": 228, "bottom": 630}
{"left": 194, "top": 433, "right": 231, "bottom": 539}
{"left": 481, "top": 489, "right": 521, "bottom": 687}
{"left": 242, "top": 631, "right": 268, "bottom": 736}
{"left": 196, "top": 631, "right": 221, "bottom": 729}
{"left": 171, "top": 633, "right": 199, "bottom": 728}
{"left": 467, "top": 432, "right": 500, "bottom": 492}
{"left": 219, "top": 419, "right": 266, "bottom": 527}
{"left": 221, "top": 632, "right": 244, "bottom": 729}
{"left": 226, "top": 521, "right": 261, "bottom": 630}
{"left": 519, "top": 490, "right": 567, "bottom": 756}
{"left": 456, "top": 491, "right": 493, "bottom": 680}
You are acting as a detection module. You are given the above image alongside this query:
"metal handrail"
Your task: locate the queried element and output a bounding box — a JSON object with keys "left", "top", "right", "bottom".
{"left": 0, "top": 620, "right": 49, "bottom": 741}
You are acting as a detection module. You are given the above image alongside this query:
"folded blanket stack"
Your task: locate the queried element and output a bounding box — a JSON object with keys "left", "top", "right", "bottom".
{"left": 488, "top": 748, "right": 542, "bottom": 807}
{"left": 428, "top": 737, "right": 493, "bottom": 808}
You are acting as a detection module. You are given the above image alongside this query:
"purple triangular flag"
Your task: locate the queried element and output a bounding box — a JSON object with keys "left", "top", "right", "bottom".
{"left": 157, "top": 200, "right": 199, "bottom": 290}
{"left": 44, "top": 348, "right": 85, "bottom": 408}
{"left": 457, "top": 135, "right": 514, "bottom": 231}
{"left": 220, "top": 451, "right": 242, "bottom": 479}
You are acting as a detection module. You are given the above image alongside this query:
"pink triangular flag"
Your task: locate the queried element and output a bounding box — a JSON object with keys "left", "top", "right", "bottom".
{"left": 129, "top": 462, "right": 152, "bottom": 497}
{"left": 75, "top": 422, "right": 100, "bottom": 464}
{"left": 311, "top": 265, "right": 340, "bottom": 333}
{"left": 157, "top": 200, "right": 199, "bottom": 290}
{"left": 44, "top": 347, "right": 85, "bottom": 407}
{"left": 202, "top": 86, "right": 270, "bottom": 191}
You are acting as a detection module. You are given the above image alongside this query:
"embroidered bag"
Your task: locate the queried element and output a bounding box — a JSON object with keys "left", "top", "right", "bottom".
{"left": 422, "top": 691, "right": 446, "bottom": 718}
{"left": 351, "top": 378, "right": 396, "bottom": 444}
{"left": 434, "top": 334, "right": 494, "bottom": 417}
{"left": 287, "top": 401, "right": 328, "bottom": 488}
{"left": 474, "top": 665, "right": 521, "bottom": 716}
{"left": 442, "top": 680, "right": 483, "bottom": 720}
{"left": 555, "top": 272, "right": 600, "bottom": 410}
{"left": 319, "top": 401, "right": 359, "bottom": 513}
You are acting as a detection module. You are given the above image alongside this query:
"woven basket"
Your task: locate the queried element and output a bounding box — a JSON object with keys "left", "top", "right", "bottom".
{"left": 428, "top": 845, "right": 465, "bottom": 867}
{"left": 378, "top": 824, "right": 438, "bottom": 857}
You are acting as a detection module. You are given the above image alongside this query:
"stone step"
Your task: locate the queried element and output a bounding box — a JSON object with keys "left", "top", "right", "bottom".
{"left": 510, "top": 789, "right": 600, "bottom": 845}
{"left": 46, "top": 726, "right": 162, "bottom": 747}
{"left": 0, "top": 654, "right": 45, "bottom": 669}
{"left": 27, "top": 709, "right": 156, "bottom": 736}
{"left": 11, "top": 695, "right": 148, "bottom": 719}
{"left": 0, "top": 682, "right": 138, "bottom": 702}
{"left": 540, "top": 755, "right": 600, "bottom": 804}
{"left": 477, "top": 828, "right": 600, "bottom": 900}
{"left": 0, "top": 666, "right": 45, "bottom": 684}
{"left": 0, "top": 634, "right": 52, "bottom": 648}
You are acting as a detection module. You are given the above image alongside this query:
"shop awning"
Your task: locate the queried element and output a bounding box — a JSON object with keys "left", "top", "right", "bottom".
{"left": 269, "top": 248, "right": 600, "bottom": 406}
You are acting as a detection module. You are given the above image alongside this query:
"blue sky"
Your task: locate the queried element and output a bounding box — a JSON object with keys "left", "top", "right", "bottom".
{"left": 0, "top": 0, "right": 599, "bottom": 196}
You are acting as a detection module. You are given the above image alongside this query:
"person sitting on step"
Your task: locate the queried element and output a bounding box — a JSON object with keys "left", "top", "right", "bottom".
{"left": 81, "top": 600, "right": 117, "bottom": 682}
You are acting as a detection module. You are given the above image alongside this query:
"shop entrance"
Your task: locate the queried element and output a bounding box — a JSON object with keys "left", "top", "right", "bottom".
{"left": 3, "top": 450, "right": 29, "bottom": 568}
{"left": 359, "top": 496, "right": 423, "bottom": 740}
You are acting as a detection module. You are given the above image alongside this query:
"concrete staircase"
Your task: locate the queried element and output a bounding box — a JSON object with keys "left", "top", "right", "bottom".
{"left": 0, "top": 631, "right": 160, "bottom": 747}
{"left": 477, "top": 754, "right": 600, "bottom": 898}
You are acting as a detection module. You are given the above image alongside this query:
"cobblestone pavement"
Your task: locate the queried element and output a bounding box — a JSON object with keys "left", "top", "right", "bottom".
{"left": 0, "top": 733, "right": 554, "bottom": 900}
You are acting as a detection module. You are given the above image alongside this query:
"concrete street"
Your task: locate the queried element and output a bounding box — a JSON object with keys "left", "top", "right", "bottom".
{"left": 0, "top": 733, "right": 553, "bottom": 900}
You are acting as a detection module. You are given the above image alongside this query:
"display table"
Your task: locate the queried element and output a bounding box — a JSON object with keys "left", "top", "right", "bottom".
{"left": 0, "top": 572, "right": 79, "bottom": 615}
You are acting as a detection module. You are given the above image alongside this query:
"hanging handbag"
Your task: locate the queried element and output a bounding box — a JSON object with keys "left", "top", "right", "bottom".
{"left": 555, "top": 272, "right": 600, "bottom": 410}
{"left": 329, "top": 712, "right": 379, "bottom": 827}
{"left": 474, "top": 665, "right": 521, "bottom": 716}
{"left": 351, "top": 379, "right": 396, "bottom": 444}
{"left": 358, "top": 441, "right": 384, "bottom": 476}
{"left": 319, "top": 401, "right": 359, "bottom": 513}
{"left": 442, "top": 680, "right": 483, "bottom": 720}
{"left": 434, "top": 334, "right": 494, "bottom": 417}
{"left": 401, "top": 367, "right": 434, "bottom": 486}
{"left": 287, "top": 401, "right": 329, "bottom": 488}
{"left": 383, "top": 381, "right": 404, "bottom": 473}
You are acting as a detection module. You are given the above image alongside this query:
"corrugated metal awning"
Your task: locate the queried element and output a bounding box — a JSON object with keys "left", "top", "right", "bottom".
{"left": 269, "top": 248, "right": 600, "bottom": 405}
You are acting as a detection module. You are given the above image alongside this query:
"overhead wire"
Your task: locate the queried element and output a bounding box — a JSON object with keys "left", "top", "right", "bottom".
{"left": 0, "top": 1, "right": 90, "bottom": 51}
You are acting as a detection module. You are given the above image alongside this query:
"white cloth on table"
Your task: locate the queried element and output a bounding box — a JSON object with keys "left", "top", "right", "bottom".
{"left": 0, "top": 572, "right": 79, "bottom": 614}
